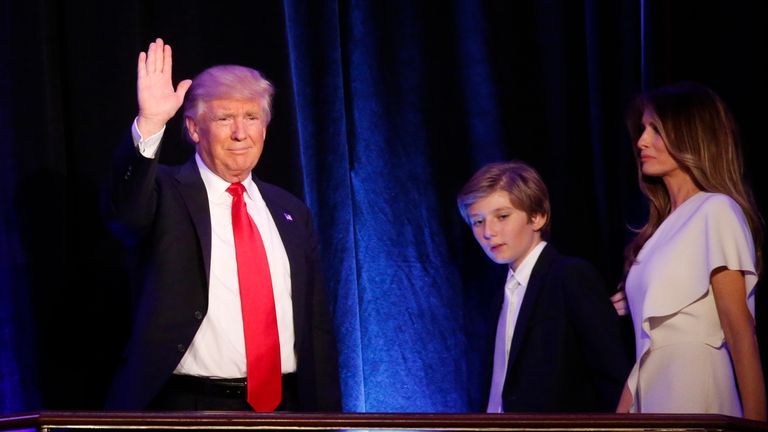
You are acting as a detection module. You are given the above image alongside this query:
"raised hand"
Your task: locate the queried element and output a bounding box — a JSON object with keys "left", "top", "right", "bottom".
{"left": 136, "top": 38, "right": 193, "bottom": 137}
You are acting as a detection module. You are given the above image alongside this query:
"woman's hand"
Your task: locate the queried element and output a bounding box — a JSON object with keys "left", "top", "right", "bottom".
{"left": 616, "top": 383, "right": 633, "bottom": 413}
{"left": 611, "top": 289, "right": 629, "bottom": 316}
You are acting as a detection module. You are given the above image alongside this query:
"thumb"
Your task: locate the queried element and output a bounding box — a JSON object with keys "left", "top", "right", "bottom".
{"left": 176, "top": 79, "right": 193, "bottom": 100}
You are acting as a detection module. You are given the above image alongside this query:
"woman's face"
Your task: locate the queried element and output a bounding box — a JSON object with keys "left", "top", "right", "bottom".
{"left": 636, "top": 108, "right": 683, "bottom": 179}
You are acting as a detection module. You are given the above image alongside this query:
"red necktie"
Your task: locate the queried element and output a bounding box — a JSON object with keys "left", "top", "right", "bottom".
{"left": 227, "top": 182, "right": 282, "bottom": 411}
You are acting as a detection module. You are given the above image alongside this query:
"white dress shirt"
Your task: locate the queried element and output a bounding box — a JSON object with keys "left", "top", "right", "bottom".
{"left": 131, "top": 120, "right": 297, "bottom": 377}
{"left": 487, "top": 241, "right": 547, "bottom": 412}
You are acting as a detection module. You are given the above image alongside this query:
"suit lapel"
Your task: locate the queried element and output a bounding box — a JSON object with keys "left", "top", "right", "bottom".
{"left": 255, "top": 179, "right": 301, "bottom": 271}
{"left": 255, "top": 178, "right": 307, "bottom": 347}
{"left": 505, "top": 244, "right": 556, "bottom": 372}
{"left": 175, "top": 158, "right": 213, "bottom": 285}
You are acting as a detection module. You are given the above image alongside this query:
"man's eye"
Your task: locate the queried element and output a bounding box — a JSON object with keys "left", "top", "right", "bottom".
{"left": 471, "top": 219, "right": 484, "bottom": 227}
{"left": 498, "top": 214, "right": 509, "bottom": 220}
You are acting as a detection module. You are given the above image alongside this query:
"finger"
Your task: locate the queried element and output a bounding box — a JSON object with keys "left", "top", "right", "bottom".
{"left": 153, "top": 38, "right": 164, "bottom": 73}
{"left": 146, "top": 41, "right": 157, "bottom": 73}
{"left": 176, "top": 79, "right": 193, "bottom": 100}
{"left": 137, "top": 51, "right": 147, "bottom": 78}
{"left": 162, "top": 43, "right": 173, "bottom": 74}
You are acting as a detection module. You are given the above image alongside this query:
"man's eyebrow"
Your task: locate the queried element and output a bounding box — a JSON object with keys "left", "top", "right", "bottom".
{"left": 208, "top": 110, "right": 233, "bottom": 117}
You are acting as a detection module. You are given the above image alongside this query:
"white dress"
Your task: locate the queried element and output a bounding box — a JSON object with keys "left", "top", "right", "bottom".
{"left": 625, "top": 192, "right": 757, "bottom": 415}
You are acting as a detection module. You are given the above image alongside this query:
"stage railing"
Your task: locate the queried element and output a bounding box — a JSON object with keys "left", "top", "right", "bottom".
{"left": 1, "top": 412, "right": 767, "bottom": 432}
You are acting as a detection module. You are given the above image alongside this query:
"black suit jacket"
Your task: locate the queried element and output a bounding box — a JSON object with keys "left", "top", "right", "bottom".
{"left": 487, "top": 244, "right": 630, "bottom": 412}
{"left": 104, "top": 135, "right": 341, "bottom": 411}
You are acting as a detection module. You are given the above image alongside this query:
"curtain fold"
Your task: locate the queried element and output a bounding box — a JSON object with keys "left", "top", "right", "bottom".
{"left": 282, "top": 0, "right": 366, "bottom": 412}
{"left": 1, "top": 0, "right": 766, "bottom": 415}
{"left": 285, "top": 0, "right": 470, "bottom": 412}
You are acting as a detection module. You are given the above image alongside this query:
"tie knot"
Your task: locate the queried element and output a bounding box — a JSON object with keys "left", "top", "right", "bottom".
{"left": 227, "top": 182, "right": 246, "bottom": 198}
{"left": 505, "top": 274, "right": 521, "bottom": 293}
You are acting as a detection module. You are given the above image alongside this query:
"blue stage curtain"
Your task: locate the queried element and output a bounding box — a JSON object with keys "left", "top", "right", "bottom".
{"left": 2, "top": 0, "right": 767, "bottom": 415}
{"left": 283, "top": 0, "right": 471, "bottom": 412}
{"left": 0, "top": 0, "right": 37, "bottom": 411}
{"left": 281, "top": 0, "right": 644, "bottom": 411}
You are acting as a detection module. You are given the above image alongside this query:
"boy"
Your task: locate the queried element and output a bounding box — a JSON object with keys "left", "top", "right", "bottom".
{"left": 457, "top": 161, "right": 629, "bottom": 412}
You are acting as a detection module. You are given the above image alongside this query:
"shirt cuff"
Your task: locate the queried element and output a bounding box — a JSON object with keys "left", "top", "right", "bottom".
{"left": 131, "top": 117, "right": 165, "bottom": 159}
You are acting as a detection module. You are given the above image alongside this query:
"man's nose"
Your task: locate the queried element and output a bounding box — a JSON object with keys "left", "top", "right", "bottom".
{"left": 231, "top": 118, "right": 247, "bottom": 140}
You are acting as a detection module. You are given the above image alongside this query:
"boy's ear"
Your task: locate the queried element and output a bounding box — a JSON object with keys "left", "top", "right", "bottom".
{"left": 530, "top": 213, "right": 547, "bottom": 232}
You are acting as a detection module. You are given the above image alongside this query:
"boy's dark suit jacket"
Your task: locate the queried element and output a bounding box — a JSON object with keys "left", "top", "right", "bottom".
{"left": 486, "top": 244, "right": 630, "bottom": 412}
{"left": 104, "top": 136, "right": 340, "bottom": 411}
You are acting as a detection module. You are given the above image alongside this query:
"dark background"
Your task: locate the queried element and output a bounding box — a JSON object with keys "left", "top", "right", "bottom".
{"left": 1, "top": 0, "right": 767, "bottom": 413}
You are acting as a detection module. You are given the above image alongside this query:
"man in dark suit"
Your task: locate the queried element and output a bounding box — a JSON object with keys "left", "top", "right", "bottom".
{"left": 457, "top": 161, "right": 630, "bottom": 412}
{"left": 105, "top": 38, "right": 340, "bottom": 412}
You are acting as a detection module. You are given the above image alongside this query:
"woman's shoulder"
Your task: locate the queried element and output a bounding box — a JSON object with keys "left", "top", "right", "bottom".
{"left": 698, "top": 191, "right": 738, "bottom": 208}
{"left": 693, "top": 192, "right": 744, "bottom": 220}
{"left": 693, "top": 192, "right": 753, "bottom": 249}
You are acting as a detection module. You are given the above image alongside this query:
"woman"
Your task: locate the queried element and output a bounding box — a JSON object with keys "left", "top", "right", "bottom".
{"left": 616, "top": 82, "right": 766, "bottom": 420}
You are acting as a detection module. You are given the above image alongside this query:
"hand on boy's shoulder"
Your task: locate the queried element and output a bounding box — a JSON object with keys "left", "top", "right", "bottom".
{"left": 610, "top": 290, "right": 629, "bottom": 316}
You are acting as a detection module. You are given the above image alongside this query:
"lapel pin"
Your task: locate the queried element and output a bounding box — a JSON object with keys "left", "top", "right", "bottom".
{"left": 284, "top": 212, "right": 294, "bottom": 221}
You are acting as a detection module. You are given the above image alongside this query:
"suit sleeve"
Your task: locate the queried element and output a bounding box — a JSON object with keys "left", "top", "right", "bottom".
{"left": 106, "top": 131, "right": 160, "bottom": 239}
{"left": 563, "top": 260, "right": 632, "bottom": 410}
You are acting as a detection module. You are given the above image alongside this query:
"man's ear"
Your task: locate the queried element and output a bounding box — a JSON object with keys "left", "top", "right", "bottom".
{"left": 530, "top": 213, "right": 548, "bottom": 232}
{"left": 185, "top": 116, "right": 200, "bottom": 143}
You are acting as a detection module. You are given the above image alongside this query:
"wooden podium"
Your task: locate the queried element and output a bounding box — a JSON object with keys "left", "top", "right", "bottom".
{"left": 1, "top": 412, "right": 767, "bottom": 432}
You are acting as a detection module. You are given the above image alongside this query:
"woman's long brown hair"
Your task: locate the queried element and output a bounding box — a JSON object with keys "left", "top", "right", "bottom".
{"left": 624, "top": 82, "right": 763, "bottom": 276}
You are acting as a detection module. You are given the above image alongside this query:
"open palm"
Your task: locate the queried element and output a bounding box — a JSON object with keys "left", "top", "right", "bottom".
{"left": 136, "top": 38, "right": 192, "bottom": 137}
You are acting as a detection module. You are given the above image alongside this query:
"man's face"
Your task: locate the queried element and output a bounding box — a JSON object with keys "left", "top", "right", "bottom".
{"left": 186, "top": 98, "right": 267, "bottom": 183}
{"left": 467, "top": 191, "right": 545, "bottom": 270}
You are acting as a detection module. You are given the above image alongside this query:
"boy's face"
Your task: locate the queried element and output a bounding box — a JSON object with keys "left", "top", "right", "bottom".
{"left": 467, "top": 191, "right": 545, "bottom": 270}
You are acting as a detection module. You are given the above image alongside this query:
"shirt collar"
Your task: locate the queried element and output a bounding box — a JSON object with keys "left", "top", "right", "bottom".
{"left": 507, "top": 241, "right": 547, "bottom": 288}
{"left": 195, "top": 153, "right": 259, "bottom": 202}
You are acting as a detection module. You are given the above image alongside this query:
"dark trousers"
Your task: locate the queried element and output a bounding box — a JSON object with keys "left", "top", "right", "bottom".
{"left": 147, "top": 373, "right": 300, "bottom": 412}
